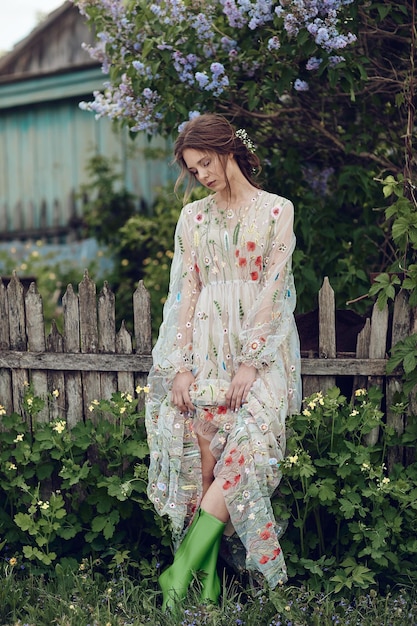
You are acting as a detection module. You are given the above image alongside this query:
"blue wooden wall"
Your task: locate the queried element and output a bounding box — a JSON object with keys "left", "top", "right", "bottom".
{"left": 0, "top": 68, "right": 175, "bottom": 240}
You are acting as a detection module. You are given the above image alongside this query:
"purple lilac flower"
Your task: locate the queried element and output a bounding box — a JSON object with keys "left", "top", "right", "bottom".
{"left": 329, "top": 54, "right": 345, "bottom": 66}
{"left": 294, "top": 78, "right": 309, "bottom": 91}
{"left": 220, "top": 0, "right": 248, "bottom": 28}
{"left": 302, "top": 164, "right": 335, "bottom": 196}
{"left": 172, "top": 51, "right": 199, "bottom": 85}
{"left": 268, "top": 36, "right": 281, "bottom": 51}
{"left": 190, "top": 13, "right": 214, "bottom": 40}
{"left": 306, "top": 56, "right": 322, "bottom": 70}
{"left": 221, "top": 36, "right": 238, "bottom": 52}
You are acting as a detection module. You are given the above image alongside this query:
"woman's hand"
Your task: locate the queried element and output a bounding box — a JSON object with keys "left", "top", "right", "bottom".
{"left": 226, "top": 364, "right": 257, "bottom": 412}
{"left": 171, "top": 370, "right": 195, "bottom": 413}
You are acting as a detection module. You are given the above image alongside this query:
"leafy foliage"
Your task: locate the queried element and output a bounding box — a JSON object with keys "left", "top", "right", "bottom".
{"left": 273, "top": 387, "right": 417, "bottom": 592}
{"left": 0, "top": 386, "right": 170, "bottom": 573}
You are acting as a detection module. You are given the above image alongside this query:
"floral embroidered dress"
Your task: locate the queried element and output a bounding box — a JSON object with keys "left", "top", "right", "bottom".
{"left": 145, "top": 189, "right": 301, "bottom": 588}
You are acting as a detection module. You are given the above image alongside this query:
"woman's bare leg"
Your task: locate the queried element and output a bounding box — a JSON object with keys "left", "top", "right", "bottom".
{"left": 197, "top": 434, "right": 230, "bottom": 523}
{"left": 197, "top": 434, "right": 216, "bottom": 497}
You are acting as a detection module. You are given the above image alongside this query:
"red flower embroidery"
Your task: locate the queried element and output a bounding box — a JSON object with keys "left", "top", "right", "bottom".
{"left": 229, "top": 448, "right": 237, "bottom": 455}
{"left": 247, "top": 241, "right": 256, "bottom": 251}
{"left": 238, "top": 257, "right": 247, "bottom": 267}
{"left": 194, "top": 263, "right": 200, "bottom": 273}
{"left": 266, "top": 521, "right": 273, "bottom": 528}
{"left": 223, "top": 480, "right": 233, "bottom": 490}
{"left": 204, "top": 410, "right": 214, "bottom": 421}
{"left": 250, "top": 271, "right": 259, "bottom": 281}
{"left": 272, "top": 547, "right": 281, "bottom": 560}
{"left": 225, "top": 455, "right": 233, "bottom": 466}
{"left": 271, "top": 206, "right": 280, "bottom": 218}
{"left": 217, "top": 405, "right": 227, "bottom": 414}
{"left": 255, "top": 255, "right": 262, "bottom": 269}
{"left": 238, "top": 454, "right": 245, "bottom": 466}
{"left": 233, "top": 474, "right": 241, "bottom": 485}
{"left": 235, "top": 249, "right": 240, "bottom": 257}
{"left": 259, "top": 555, "right": 270, "bottom": 565}
{"left": 260, "top": 530, "right": 271, "bottom": 540}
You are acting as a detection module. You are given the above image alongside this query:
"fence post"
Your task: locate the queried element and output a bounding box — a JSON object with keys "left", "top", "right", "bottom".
{"left": 7, "top": 273, "right": 29, "bottom": 419}
{"left": 62, "top": 283, "right": 83, "bottom": 427}
{"left": 25, "top": 282, "right": 49, "bottom": 423}
{"left": 79, "top": 271, "right": 100, "bottom": 421}
{"left": 98, "top": 281, "right": 117, "bottom": 400}
{"left": 386, "top": 291, "right": 412, "bottom": 468}
{"left": 0, "top": 279, "right": 12, "bottom": 421}
{"left": 133, "top": 280, "right": 152, "bottom": 410}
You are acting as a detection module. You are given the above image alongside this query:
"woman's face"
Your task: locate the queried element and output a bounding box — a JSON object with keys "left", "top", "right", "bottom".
{"left": 182, "top": 148, "right": 230, "bottom": 193}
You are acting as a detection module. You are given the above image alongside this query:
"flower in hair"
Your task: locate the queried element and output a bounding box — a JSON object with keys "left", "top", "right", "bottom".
{"left": 235, "top": 128, "right": 256, "bottom": 153}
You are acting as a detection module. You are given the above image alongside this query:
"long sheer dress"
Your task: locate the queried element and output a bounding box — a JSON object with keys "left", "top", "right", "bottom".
{"left": 145, "top": 189, "right": 301, "bottom": 588}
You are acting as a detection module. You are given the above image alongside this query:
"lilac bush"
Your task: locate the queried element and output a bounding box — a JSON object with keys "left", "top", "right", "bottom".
{"left": 72, "top": 0, "right": 357, "bottom": 134}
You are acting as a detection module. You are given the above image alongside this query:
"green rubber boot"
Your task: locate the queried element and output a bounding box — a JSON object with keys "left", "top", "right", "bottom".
{"left": 159, "top": 508, "right": 226, "bottom": 611}
{"left": 198, "top": 525, "right": 224, "bottom": 603}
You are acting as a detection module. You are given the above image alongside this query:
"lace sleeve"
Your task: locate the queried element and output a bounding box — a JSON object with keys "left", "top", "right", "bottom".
{"left": 237, "top": 198, "right": 296, "bottom": 369}
{"left": 151, "top": 205, "right": 201, "bottom": 380}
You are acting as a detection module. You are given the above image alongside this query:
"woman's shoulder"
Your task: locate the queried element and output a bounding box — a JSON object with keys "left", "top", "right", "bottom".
{"left": 259, "top": 190, "right": 293, "bottom": 209}
{"left": 180, "top": 195, "right": 212, "bottom": 219}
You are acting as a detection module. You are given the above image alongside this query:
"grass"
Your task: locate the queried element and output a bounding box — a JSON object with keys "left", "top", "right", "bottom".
{"left": 1, "top": 562, "right": 417, "bottom": 626}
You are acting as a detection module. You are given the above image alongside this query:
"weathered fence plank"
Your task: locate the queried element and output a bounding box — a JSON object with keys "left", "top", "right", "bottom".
{"left": 133, "top": 280, "right": 152, "bottom": 410}
{"left": 386, "top": 290, "right": 410, "bottom": 464}
{"left": 26, "top": 283, "right": 49, "bottom": 423}
{"left": 303, "top": 277, "right": 336, "bottom": 397}
{"left": 47, "top": 321, "right": 65, "bottom": 421}
{"left": 7, "top": 274, "right": 29, "bottom": 419}
{"left": 98, "top": 281, "right": 117, "bottom": 400}
{"left": 0, "top": 279, "right": 12, "bottom": 420}
{"left": 116, "top": 322, "right": 135, "bottom": 397}
{"left": 62, "top": 282, "right": 83, "bottom": 428}
{"left": 79, "top": 272, "right": 101, "bottom": 421}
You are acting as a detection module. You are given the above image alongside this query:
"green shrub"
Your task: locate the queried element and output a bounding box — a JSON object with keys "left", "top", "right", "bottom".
{"left": 273, "top": 386, "right": 417, "bottom": 592}
{"left": 0, "top": 386, "right": 170, "bottom": 576}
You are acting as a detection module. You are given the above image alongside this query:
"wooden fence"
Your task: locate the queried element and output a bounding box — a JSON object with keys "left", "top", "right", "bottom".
{"left": 0, "top": 272, "right": 415, "bottom": 463}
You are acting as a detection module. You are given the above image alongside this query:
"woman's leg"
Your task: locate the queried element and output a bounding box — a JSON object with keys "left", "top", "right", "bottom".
{"left": 197, "top": 434, "right": 217, "bottom": 498}
{"left": 197, "top": 434, "right": 230, "bottom": 522}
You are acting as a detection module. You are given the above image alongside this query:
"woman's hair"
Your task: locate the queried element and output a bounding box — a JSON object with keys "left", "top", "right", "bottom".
{"left": 173, "top": 113, "right": 261, "bottom": 200}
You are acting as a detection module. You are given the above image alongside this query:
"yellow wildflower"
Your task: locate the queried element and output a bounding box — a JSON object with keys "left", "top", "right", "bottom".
{"left": 302, "top": 409, "right": 311, "bottom": 417}
{"left": 355, "top": 388, "right": 367, "bottom": 397}
{"left": 7, "top": 462, "right": 17, "bottom": 471}
{"left": 350, "top": 409, "right": 359, "bottom": 417}
{"left": 9, "top": 557, "right": 17, "bottom": 567}
{"left": 136, "top": 385, "right": 150, "bottom": 394}
{"left": 52, "top": 420, "right": 66, "bottom": 434}
{"left": 288, "top": 455, "right": 299, "bottom": 465}
{"left": 14, "top": 433, "right": 24, "bottom": 443}
{"left": 52, "top": 389, "right": 60, "bottom": 398}
{"left": 0, "top": 405, "right": 6, "bottom": 416}
{"left": 119, "top": 406, "right": 126, "bottom": 414}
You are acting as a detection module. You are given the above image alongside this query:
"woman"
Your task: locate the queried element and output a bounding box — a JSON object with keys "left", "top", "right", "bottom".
{"left": 145, "top": 113, "right": 301, "bottom": 610}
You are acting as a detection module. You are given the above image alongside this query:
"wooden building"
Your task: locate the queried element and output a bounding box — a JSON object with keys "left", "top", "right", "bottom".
{"left": 0, "top": 1, "right": 172, "bottom": 246}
